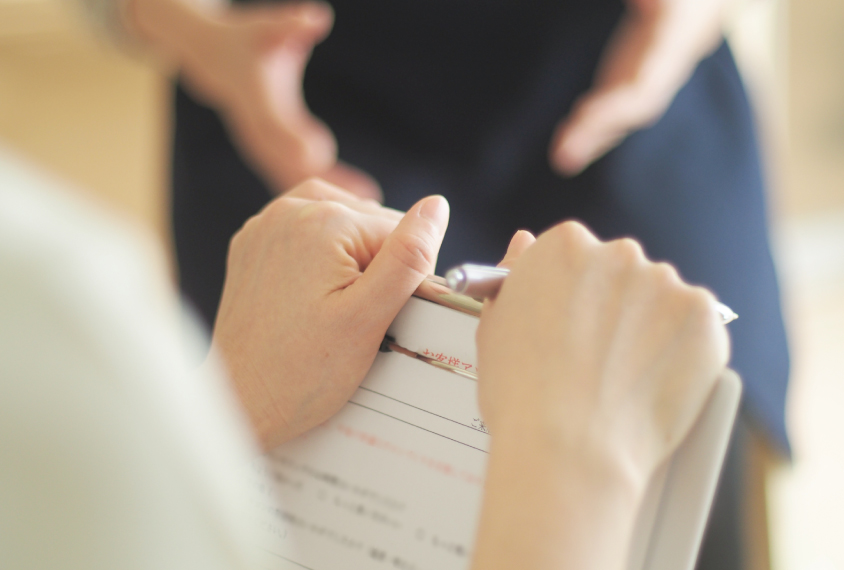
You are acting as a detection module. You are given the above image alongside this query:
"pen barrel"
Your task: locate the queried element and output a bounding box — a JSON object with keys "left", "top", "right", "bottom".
{"left": 445, "top": 263, "right": 739, "bottom": 324}
{"left": 445, "top": 264, "right": 510, "bottom": 299}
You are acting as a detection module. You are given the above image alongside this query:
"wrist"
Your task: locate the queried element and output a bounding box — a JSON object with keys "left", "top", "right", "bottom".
{"left": 473, "top": 427, "right": 644, "bottom": 570}
{"left": 492, "top": 419, "right": 646, "bottom": 499}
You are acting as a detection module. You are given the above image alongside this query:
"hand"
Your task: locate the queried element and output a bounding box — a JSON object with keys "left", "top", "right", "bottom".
{"left": 549, "top": 0, "right": 732, "bottom": 175}
{"left": 478, "top": 222, "right": 729, "bottom": 489}
{"left": 471, "top": 224, "right": 729, "bottom": 570}
{"left": 209, "top": 179, "right": 448, "bottom": 450}
{"left": 128, "top": 0, "right": 381, "bottom": 199}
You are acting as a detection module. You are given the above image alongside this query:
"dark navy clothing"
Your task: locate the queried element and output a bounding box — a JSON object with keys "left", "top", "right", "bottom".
{"left": 171, "top": 3, "right": 789, "bottom": 567}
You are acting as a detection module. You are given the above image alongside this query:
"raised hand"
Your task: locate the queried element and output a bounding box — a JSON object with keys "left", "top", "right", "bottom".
{"left": 129, "top": 0, "right": 381, "bottom": 199}
{"left": 549, "top": 0, "right": 732, "bottom": 175}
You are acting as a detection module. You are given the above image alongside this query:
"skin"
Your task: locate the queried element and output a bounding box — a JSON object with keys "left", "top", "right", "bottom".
{"left": 474, "top": 224, "right": 729, "bottom": 570}
{"left": 550, "top": 0, "right": 734, "bottom": 174}
{"left": 127, "top": 0, "right": 382, "bottom": 199}
{"left": 210, "top": 179, "right": 446, "bottom": 449}
{"left": 126, "top": 0, "right": 732, "bottom": 193}
{"left": 209, "top": 179, "right": 729, "bottom": 569}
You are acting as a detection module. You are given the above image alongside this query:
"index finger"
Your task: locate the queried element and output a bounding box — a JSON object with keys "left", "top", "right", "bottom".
{"left": 287, "top": 178, "right": 404, "bottom": 222}
{"left": 497, "top": 230, "right": 537, "bottom": 269}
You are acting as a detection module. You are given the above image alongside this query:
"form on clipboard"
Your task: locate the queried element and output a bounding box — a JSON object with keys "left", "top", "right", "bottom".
{"left": 254, "top": 277, "right": 742, "bottom": 570}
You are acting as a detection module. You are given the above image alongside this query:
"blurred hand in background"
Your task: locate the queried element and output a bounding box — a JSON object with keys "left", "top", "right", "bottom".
{"left": 128, "top": 0, "right": 382, "bottom": 199}
{"left": 550, "top": 0, "right": 733, "bottom": 175}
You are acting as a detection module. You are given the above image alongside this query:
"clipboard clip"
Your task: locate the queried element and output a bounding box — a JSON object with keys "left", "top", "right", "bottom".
{"left": 376, "top": 276, "right": 482, "bottom": 382}
{"left": 379, "top": 333, "right": 478, "bottom": 382}
{"left": 412, "top": 275, "right": 483, "bottom": 317}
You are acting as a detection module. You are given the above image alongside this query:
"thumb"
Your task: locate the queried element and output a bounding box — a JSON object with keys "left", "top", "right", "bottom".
{"left": 348, "top": 195, "right": 449, "bottom": 326}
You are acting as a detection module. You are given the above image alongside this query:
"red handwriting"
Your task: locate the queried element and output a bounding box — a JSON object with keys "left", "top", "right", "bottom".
{"left": 421, "top": 349, "right": 476, "bottom": 372}
{"left": 335, "top": 424, "right": 484, "bottom": 487}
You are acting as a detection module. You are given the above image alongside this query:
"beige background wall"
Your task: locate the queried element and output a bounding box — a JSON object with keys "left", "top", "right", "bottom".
{"left": 785, "top": 0, "right": 844, "bottom": 215}
{"left": 1, "top": 0, "right": 842, "bottom": 568}
{"left": 0, "top": 0, "right": 169, "bottom": 242}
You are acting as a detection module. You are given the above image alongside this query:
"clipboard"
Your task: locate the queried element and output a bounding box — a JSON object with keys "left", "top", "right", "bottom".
{"left": 256, "top": 277, "right": 742, "bottom": 570}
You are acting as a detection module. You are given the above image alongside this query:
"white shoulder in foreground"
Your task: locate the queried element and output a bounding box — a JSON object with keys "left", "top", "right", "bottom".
{"left": 0, "top": 149, "right": 262, "bottom": 570}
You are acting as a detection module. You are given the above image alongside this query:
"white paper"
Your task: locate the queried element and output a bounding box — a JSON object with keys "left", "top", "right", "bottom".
{"left": 255, "top": 297, "right": 487, "bottom": 570}
{"left": 253, "top": 295, "right": 741, "bottom": 570}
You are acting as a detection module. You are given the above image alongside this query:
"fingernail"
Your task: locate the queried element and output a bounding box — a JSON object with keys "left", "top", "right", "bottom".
{"left": 504, "top": 230, "right": 534, "bottom": 259}
{"left": 419, "top": 195, "right": 449, "bottom": 230}
{"left": 514, "top": 229, "right": 535, "bottom": 245}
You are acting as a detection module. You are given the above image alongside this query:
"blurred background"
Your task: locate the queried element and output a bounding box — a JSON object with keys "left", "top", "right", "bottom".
{"left": 0, "top": 0, "right": 841, "bottom": 568}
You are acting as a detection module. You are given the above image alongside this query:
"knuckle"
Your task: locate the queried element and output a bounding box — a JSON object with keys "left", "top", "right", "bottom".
{"left": 228, "top": 226, "right": 245, "bottom": 255}
{"left": 288, "top": 177, "right": 333, "bottom": 200}
{"left": 558, "top": 220, "right": 591, "bottom": 239}
{"left": 388, "top": 230, "right": 436, "bottom": 276}
{"left": 300, "top": 177, "right": 326, "bottom": 192}
{"left": 227, "top": 211, "right": 263, "bottom": 261}
{"left": 650, "top": 262, "right": 681, "bottom": 288}
{"left": 296, "top": 199, "right": 346, "bottom": 226}
{"left": 547, "top": 220, "right": 595, "bottom": 250}
{"left": 683, "top": 286, "right": 718, "bottom": 325}
{"left": 237, "top": 208, "right": 264, "bottom": 237}
{"left": 262, "top": 196, "right": 297, "bottom": 223}
{"left": 539, "top": 221, "right": 599, "bottom": 272}
{"left": 608, "top": 237, "right": 645, "bottom": 267}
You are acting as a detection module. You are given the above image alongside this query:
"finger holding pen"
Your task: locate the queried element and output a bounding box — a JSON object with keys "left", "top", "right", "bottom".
{"left": 471, "top": 221, "right": 730, "bottom": 570}
{"left": 498, "top": 230, "right": 537, "bottom": 269}
{"left": 474, "top": 220, "right": 732, "bottom": 471}
{"left": 447, "top": 239, "right": 737, "bottom": 324}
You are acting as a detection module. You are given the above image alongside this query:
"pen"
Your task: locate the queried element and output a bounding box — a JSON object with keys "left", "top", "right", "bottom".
{"left": 444, "top": 263, "right": 738, "bottom": 325}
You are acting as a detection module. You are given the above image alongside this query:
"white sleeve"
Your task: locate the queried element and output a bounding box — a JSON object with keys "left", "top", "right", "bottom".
{"left": 0, "top": 150, "right": 264, "bottom": 570}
